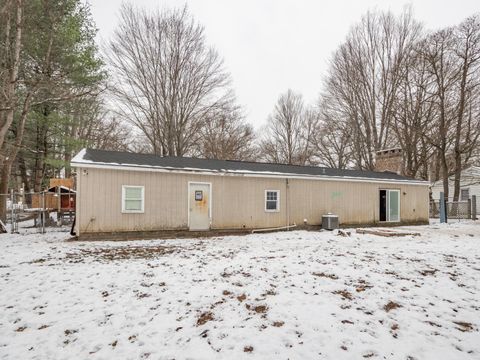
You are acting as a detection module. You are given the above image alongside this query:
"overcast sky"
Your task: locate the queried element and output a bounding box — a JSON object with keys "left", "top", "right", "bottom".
{"left": 87, "top": 0, "right": 479, "bottom": 128}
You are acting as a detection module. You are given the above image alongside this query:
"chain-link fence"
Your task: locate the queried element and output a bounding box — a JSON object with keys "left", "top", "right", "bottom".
{"left": 0, "top": 190, "right": 75, "bottom": 234}
{"left": 430, "top": 199, "right": 474, "bottom": 220}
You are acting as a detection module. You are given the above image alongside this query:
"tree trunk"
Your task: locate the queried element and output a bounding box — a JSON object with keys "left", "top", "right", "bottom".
{"left": 0, "top": 0, "right": 23, "bottom": 152}
{"left": 441, "top": 154, "right": 449, "bottom": 200}
{"left": 0, "top": 161, "right": 12, "bottom": 222}
{"left": 452, "top": 58, "right": 469, "bottom": 201}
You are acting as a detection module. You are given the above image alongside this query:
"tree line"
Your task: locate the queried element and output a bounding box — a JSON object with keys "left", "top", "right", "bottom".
{"left": 1, "top": 2, "right": 479, "bottom": 222}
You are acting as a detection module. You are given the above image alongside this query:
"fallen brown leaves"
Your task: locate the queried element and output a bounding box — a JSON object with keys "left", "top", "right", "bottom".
{"left": 65, "top": 245, "right": 176, "bottom": 262}
{"left": 453, "top": 321, "right": 474, "bottom": 332}
{"left": 333, "top": 290, "right": 353, "bottom": 300}
{"left": 384, "top": 301, "right": 402, "bottom": 312}
{"left": 313, "top": 272, "right": 339, "bottom": 280}
{"left": 197, "top": 312, "right": 214, "bottom": 326}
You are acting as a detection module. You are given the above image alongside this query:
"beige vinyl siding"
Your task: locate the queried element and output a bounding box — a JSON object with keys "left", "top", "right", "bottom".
{"left": 75, "top": 167, "right": 429, "bottom": 234}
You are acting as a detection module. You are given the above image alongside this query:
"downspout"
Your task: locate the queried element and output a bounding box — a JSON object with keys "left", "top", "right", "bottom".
{"left": 286, "top": 178, "right": 290, "bottom": 230}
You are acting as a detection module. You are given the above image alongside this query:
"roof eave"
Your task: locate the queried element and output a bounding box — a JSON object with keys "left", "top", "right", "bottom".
{"left": 70, "top": 160, "right": 429, "bottom": 186}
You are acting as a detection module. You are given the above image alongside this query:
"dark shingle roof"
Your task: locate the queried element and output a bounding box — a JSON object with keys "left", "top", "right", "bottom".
{"left": 72, "top": 148, "right": 424, "bottom": 183}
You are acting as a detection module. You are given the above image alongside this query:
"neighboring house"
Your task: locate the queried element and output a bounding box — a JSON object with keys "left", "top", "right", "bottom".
{"left": 431, "top": 166, "right": 480, "bottom": 213}
{"left": 71, "top": 149, "right": 429, "bottom": 238}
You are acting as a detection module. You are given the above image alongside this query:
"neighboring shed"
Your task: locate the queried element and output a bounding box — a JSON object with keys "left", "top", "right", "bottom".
{"left": 71, "top": 148, "right": 430, "bottom": 238}
{"left": 31, "top": 178, "right": 76, "bottom": 210}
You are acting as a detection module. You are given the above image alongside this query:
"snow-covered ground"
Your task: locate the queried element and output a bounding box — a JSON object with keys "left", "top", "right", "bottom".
{"left": 1, "top": 222, "right": 479, "bottom": 360}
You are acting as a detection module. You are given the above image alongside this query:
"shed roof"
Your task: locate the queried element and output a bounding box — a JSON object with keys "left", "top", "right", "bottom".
{"left": 71, "top": 148, "right": 426, "bottom": 184}
{"left": 47, "top": 185, "right": 76, "bottom": 193}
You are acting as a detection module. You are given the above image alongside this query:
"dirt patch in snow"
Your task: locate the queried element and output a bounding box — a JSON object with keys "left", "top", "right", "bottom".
{"left": 246, "top": 304, "right": 268, "bottom": 314}
{"left": 237, "top": 294, "right": 247, "bottom": 302}
{"left": 243, "top": 346, "right": 254, "bottom": 352}
{"left": 453, "top": 321, "right": 474, "bottom": 332}
{"left": 419, "top": 269, "right": 438, "bottom": 276}
{"left": 65, "top": 245, "right": 176, "bottom": 262}
{"left": 384, "top": 301, "right": 402, "bottom": 312}
{"left": 333, "top": 290, "right": 353, "bottom": 300}
{"left": 197, "top": 312, "right": 214, "bottom": 326}
{"left": 313, "top": 272, "right": 339, "bottom": 280}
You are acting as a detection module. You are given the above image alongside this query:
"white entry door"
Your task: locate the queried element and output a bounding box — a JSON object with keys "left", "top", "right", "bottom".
{"left": 188, "top": 183, "right": 211, "bottom": 231}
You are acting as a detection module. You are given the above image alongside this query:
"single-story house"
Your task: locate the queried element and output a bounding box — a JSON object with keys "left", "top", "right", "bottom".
{"left": 71, "top": 148, "right": 429, "bottom": 238}
{"left": 431, "top": 166, "right": 480, "bottom": 214}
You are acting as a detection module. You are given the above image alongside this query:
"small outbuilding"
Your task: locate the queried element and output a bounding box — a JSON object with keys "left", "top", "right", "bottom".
{"left": 31, "top": 178, "right": 76, "bottom": 211}
{"left": 71, "top": 149, "right": 429, "bottom": 238}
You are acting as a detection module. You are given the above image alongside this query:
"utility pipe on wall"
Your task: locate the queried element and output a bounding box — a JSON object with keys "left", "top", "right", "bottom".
{"left": 252, "top": 224, "right": 297, "bottom": 233}
{"left": 286, "top": 178, "right": 290, "bottom": 230}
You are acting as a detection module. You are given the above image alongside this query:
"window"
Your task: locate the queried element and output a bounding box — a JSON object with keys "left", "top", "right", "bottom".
{"left": 379, "top": 189, "right": 400, "bottom": 222}
{"left": 265, "top": 190, "right": 280, "bottom": 212}
{"left": 122, "top": 185, "right": 144, "bottom": 213}
{"left": 461, "top": 188, "right": 470, "bottom": 201}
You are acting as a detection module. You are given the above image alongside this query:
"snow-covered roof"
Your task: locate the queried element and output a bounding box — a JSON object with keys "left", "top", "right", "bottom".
{"left": 71, "top": 148, "right": 427, "bottom": 184}
{"left": 47, "top": 185, "right": 76, "bottom": 193}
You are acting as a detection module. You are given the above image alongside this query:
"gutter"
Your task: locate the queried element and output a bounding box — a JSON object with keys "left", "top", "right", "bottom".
{"left": 70, "top": 161, "right": 429, "bottom": 186}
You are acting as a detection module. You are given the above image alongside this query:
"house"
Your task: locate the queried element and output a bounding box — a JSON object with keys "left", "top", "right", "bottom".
{"left": 71, "top": 148, "right": 429, "bottom": 238}
{"left": 430, "top": 166, "right": 480, "bottom": 213}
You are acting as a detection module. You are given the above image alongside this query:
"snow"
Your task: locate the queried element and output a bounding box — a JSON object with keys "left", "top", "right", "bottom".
{"left": 70, "top": 148, "right": 87, "bottom": 164}
{"left": 1, "top": 222, "right": 479, "bottom": 359}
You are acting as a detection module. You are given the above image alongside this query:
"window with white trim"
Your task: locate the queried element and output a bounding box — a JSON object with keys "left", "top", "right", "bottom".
{"left": 122, "top": 185, "right": 144, "bottom": 213}
{"left": 265, "top": 190, "right": 280, "bottom": 212}
{"left": 461, "top": 188, "right": 470, "bottom": 201}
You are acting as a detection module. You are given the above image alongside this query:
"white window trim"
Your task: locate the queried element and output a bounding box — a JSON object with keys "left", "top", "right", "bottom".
{"left": 265, "top": 190, "right": 280, "bottom": 212}
{"left": 380, "top": 189, "right": 401, "bottom": 222}
{"left": 122, "top": 185, "right": 145, "bottom": 213}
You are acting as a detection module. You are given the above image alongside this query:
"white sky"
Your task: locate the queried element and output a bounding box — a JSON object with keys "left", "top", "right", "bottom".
{"left": 87, "top": 0, "right": 480, "bottom": 129}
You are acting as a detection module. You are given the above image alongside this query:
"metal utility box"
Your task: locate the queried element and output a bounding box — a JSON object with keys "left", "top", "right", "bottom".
{"left": 322, "top": 213, "right": 339, "bottom": 230}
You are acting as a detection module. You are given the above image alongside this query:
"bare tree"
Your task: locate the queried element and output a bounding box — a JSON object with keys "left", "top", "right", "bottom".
{"left": 260, "top": 89, "right": 315, "bottom": 165}
{"left": 391, "top": 41, "right": 437, "bottom": 179}
{"left": 107, "top": 4, "right": 233, "bottom": 157}
{"left": 311, "top": 97, "right": 353, "bottom": 169}
{"left": 71, "top": 97, "right": 131, "bottom": 153}
{"left": 197, "top": 105, "right": 256, "bottom": 160}
{"left": 322, "top": 8, "right": 422, "bottom": 170}
{"left": 450, "top": 15, "right": 480, "bottom": 200}
{"left": 420, "top": 29, "right": 465, "bottom": 199}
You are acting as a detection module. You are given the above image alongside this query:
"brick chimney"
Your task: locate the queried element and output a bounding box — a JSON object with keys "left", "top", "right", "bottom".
{"left": 375, "top": 148, "right": 404, "bottom": 175}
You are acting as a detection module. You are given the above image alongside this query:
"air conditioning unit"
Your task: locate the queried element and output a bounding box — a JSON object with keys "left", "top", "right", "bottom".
{"left": 322, "top": 213, "right": 339, "bottom": 230}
